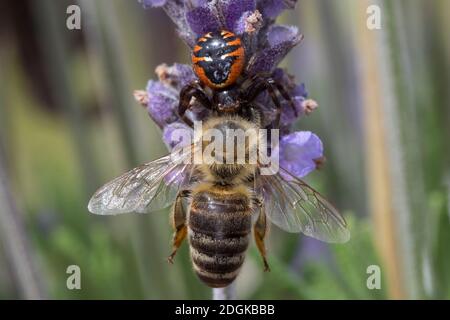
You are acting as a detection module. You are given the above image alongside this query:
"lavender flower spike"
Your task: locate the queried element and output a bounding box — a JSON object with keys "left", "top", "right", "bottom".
{"left": 136, "top": 0, "right": 324, "bottom": 180}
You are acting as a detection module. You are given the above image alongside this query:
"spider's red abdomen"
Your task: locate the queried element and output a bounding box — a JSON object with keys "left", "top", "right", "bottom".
{"left": 192, "top": 30, "right": 245, "bottom": 89}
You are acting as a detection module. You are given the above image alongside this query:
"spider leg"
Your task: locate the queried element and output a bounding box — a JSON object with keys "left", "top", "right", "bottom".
{"left": 242, "top": 74, "right": 298, "bottom": 127}
{"left": 243, "top": 76, "right": 283, "bottom": 129}
{"left": 274, "top": 82, "right": 298, "bottom": 117}
{"left": 178, "top": 83, "right": 212, "bottom": 127}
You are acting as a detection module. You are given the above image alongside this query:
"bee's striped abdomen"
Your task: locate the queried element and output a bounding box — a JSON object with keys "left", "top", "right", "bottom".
{"left": 188, "top": 190, "right": 251, "bottom": 288}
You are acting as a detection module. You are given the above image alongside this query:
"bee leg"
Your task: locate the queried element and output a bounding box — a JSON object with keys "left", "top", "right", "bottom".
{"left": 178, "top": 82, "right": 212, "bottom": 128}
{"left": 168, "top": 191, "right": 189, "bottom": 264}
{"left": 254, "top": 208, "right": 271, "bottom": 272}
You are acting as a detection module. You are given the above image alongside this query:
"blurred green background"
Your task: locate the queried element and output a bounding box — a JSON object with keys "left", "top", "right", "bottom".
{"left": 0, "top": 0, "right": 449, "bottom": 299}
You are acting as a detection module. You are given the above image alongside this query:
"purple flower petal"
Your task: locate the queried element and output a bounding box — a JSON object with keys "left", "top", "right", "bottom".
{"left": 272, "top": 131, "right": 323, "bottom": 179}
{"left": 267, "top": 24, "right": 299, "bottom": 47}
{"left": 191, "top": 0, "right": 209, "bottom": 6}
{"left": 156, "top": 63, "right": 196, "bottom": 91}
{"left": 222, "top": 0, "right": 256, "bottom": 31}
{"left": 246, "top": 25, "right": 302, "bottom": 74}
{"left": 186, "top": 5, "right": 221, "bottom": 37}
{"left": 146, "top": 80, "right": 179, "bottom": 128}
{"left": 162, "top": 121, "right": 193, "bottom": 150}
{"left": 139, "top": 0, "right": 167, "bottom": 8}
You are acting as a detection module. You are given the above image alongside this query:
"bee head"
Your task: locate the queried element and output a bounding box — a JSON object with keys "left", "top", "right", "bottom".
{"left": 201, "top": 118, "right": 259, "bottom": 166}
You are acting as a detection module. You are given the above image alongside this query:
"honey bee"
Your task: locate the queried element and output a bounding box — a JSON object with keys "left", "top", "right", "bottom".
{"left": 88, "top": 112, "right": 350, "bottom": 288}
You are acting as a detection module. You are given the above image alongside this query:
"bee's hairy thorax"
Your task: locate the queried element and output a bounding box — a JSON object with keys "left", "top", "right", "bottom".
{"left": 198, "top": 115, "right": 261, "bottom": 184}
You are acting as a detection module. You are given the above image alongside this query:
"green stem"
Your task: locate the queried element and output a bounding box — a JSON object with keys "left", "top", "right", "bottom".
{"left": 0, "top": 145, "right": 47, "bottom": 299}
{"left": 213, "top": 283, "right": 236, "bottom": 300}
{"left": 31, "top": 0, "right": 99, "bottom": 195}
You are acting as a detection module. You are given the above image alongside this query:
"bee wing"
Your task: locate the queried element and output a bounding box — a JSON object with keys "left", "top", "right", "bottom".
{"left": 141, "top": 163, "right": 192, "bottom": 214}
{"left": 88, "top": 147, "right": 193, "bottom": 215}
{"left": 258, "top": 167, "right": 350, "bottom": 243}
